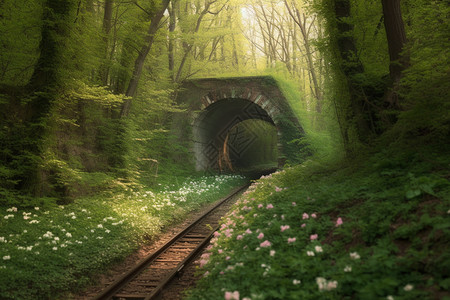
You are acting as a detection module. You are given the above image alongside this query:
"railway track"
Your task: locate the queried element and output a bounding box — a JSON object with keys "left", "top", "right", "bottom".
{"left": 93, "top": 184, "right": 249, "bottom": 300}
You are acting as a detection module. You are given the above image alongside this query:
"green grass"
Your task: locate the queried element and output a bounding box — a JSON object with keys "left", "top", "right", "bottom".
{"left": 186, "top": 147, "right": 450, "bottom": 300}
{"left": 0, "top": 174, "right": 247, "bottom": 299}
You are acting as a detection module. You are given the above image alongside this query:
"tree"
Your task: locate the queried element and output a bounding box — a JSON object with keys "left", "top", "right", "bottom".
{"left": 24, "top": 0, "right": 77, "bottom": 194}
{"left": 381, "top": 0, "right": 408, "bottom": 108}
{"left": 98, "top": 0, "right": 114, "bottom": 86}
{"left": 284, "top": 0, "right": 323, "bottom": 112}
{"left": 121, "top": 0, "right": 171, "bottom": 117}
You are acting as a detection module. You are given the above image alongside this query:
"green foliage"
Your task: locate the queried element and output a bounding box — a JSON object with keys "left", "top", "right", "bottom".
{"left": 0, "top": 1, "right": 42, "bottom": 85}
{"left": 272, "top": 74, "right": 343, "bottom": 162}
{"left": 392, "top": 1, "right": 450, "bottom": 144}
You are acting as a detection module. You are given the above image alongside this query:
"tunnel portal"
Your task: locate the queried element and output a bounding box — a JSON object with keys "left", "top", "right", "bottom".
{"left": 193, "top": 98, "right": 278, "bottom": 171}
{"left": 174, "top": 76, "right": 308, "bottom": 175}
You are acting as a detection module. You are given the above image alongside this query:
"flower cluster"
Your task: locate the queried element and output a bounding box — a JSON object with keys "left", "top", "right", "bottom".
{"left": 316, "top": 277, "right": 338, "bottom": 291}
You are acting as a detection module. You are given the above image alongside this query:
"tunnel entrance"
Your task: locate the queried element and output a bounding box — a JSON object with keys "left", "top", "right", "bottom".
{"left": 193, "top": 98, "right": 279, "bottom": 173}
{"left": 221, "top": 119, "right": 278, "bottom": 172}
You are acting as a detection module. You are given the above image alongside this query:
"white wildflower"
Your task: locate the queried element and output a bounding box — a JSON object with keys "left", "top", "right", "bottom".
{"left": 403, "top": 284, "right": 414, "bottom": 291}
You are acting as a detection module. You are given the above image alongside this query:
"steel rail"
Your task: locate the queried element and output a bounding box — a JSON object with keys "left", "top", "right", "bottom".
{"left": 93, "top": 183, "right": 249, "bottom": 300}
{"left": 143, "top": 224, "right": 219, "bottom": 300}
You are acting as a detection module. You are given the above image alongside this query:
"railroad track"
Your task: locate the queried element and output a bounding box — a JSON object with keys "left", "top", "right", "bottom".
{"left": 93, "top": 184, "right": 249, "bottom": 300}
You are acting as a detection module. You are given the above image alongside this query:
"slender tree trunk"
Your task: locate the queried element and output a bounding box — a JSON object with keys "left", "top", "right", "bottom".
{"left": 168, "top": 0, "right": 176, "bottom": 81}
{"left": 381, "top": 0, "right": 408, "bottom": 108}
{"left": 175, "top": 0, "right": 217, "bottom": 82}
{"left": 99, "top": 0, "right": 113, "bottom": 86}
{"left": 121, "top": 0, "right": 171, "bottom": 117}
{"left": 284, "top": 1, "right": 322, "bottom": 112}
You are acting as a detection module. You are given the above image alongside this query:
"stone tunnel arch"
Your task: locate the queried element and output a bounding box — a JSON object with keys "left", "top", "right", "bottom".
{"left": 174, "top": 76, "right": 308, "bottom": 173}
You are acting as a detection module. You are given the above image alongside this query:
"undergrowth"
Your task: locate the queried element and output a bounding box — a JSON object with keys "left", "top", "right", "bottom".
{"left": 0, "top": 174, "right": 246, "bottom": 299}
{"left": 186, "top": 145, "right": 450, "bottom": 300}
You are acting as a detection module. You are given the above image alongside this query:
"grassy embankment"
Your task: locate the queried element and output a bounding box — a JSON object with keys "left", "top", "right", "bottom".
{"left": 187, "top": 143, "right": 450, "bottom": 300}
{"left": 0, "top": 174, "right": 246, "bottom": 299}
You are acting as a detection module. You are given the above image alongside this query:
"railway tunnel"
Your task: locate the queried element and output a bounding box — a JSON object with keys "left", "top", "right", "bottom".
{"left": 193, "top": 98, "right": 279, "bottom": 173}
{"left": 174, "top": 76, "right": 308, "bottom": 177}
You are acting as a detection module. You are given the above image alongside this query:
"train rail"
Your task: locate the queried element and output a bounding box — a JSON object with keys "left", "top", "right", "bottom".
{"left": 93, "top": 184, "right": 249, "bottom": 300}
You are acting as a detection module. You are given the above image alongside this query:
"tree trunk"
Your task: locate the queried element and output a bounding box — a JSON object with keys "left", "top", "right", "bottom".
{"left": 168, "top": 0, "right": 176, "bottom": 81}
{"left": 26, "top": 0, "right": 76, "bottom": 194}
{"left": 332, "top": 0, "right": 372, "bottom": 146}
{"left": 121, "top": 0, "right": 171, "bottom": 117}
{"left": 284, "top": 0, "right": 322, "bottom": 112}
{"left": 381, "top": 0, "right": 408, "bottom": 107}
{"left": 175, "top": 0, "right": 217, "bottom": 83}
{"left": 99, "top": 0, "right": 113, "bottom": 86}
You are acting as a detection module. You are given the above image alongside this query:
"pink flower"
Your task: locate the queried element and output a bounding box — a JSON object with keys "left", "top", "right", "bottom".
{"left": 311, "top": 213, "right": 317, "bottom": 218}
{"left": 226, "top": 256, "right": 231, "bottom": 260}
{"left": 257, "top": 233, "right": 264, "bottom": 239}
{"left": 302, "top": 213, "right": 309, "bottom": 219}
{"left": 236, "top": 235, "right": 243, "bottom": 240}
{"left": 245, "top": 228, "right": 252, "bottom": 234}
{"left": 214, "top": 231, "right": 221, "bottom": 237}
{"left": 218, "top": 249, "right": 223, "bottom": 254}
{"left": 310, "top": 234, "right": 318, "bottom": 241}
{"left": 288, "top": 237, "right": 296, "bottom": 243}
{"left": 275, "top": 186, "right": 282, "bottom": 192}
{"left": 199, "top": 259, "right": 208, "bottom": 267}
{"left": 336, "top": 217, "right": 343, "bottom": 227}
{"left": 266, "top": 204, "right": 274, "bottom": 209}
{"left": 225, "top": 291, "right": 240, "bottom": 300}
{"left": 292, "top": 202, "right": 297, "bottom": 206}
{"left": 258, "top": 204, "right": 263, "bottom": 208}
{"left": 280, "top": 225, "right": 290, "bottom": 232}
{"left": 260, "top": 240, "right": 272, "bottom": 247}
{"left": 301, "top": 223, "right": 306, "bottom": 228}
